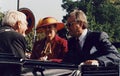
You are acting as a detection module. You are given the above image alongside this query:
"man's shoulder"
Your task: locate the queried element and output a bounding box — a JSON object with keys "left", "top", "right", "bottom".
{"left": 55, "top": 35, "right": 67, "bottom": 41}
{"left": 67, "top": 37, "right": 76, "bottom": 43}
{"left": 0, "top": 26, "right": 24, "bottom": 38}
{"left": 88, "top": 31, "right": 108, "bottom": 37}
{"left": 10, "top": 31, "right": 24, "bottom": 38}
{"left": 89, "top": 31, "right": 107, "bottom": 34}
{"left": 86, "top": 31, "right": 109, "bottom": 42}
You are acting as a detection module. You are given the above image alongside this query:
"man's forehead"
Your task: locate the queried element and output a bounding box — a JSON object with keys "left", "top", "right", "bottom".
{"left": 67, "top": 15, "right": 76, "bottom": 23}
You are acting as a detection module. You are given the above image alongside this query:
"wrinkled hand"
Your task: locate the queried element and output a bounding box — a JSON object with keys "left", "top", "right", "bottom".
{"left": 50, "top": 59, "right": 62, "bottom": 63}
{"left": 82, "top": 60, "right": 99, "bottom": 66}
{"left": 39, "top": 56, "right": 48, "bottom": 61}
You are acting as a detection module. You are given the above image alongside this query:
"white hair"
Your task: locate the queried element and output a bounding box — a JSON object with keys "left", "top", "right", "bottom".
{"left": 2, "top": 10, "right": 27, "bottom": 27}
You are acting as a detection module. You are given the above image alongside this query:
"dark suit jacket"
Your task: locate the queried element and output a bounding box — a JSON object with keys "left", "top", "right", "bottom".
{"left": 0, "top": 26, "right": 26, "bottom": 59}
{"left": 63, "top": 31, "right": 120, "bottom": 66}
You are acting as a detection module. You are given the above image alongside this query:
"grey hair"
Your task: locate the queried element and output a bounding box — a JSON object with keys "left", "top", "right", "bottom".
{"left": 70, "top": 9, "right": 88, "bottom": 24}
{"left": 2, "top": 10, "right": 27, "bottom": 27}
{"left": 69, "top": 9, "right": 88, "bottom": 29}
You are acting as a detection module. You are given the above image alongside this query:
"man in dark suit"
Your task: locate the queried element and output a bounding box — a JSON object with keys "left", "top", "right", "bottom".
{"left": 63, "top": 9, "right": 120, "bottom": 67}
{"left": 0, "top": 10, "right": 28, "bottom": 76}
{"left": 0, "top": 10, "right": 28, "bottom": 58}
{"left": 0, "top": 10, "right": 28, "bottom": 59}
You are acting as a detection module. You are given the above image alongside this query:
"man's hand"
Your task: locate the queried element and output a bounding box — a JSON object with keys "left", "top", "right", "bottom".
{"left": 82, "top": 60, "right": 99, "bottom": 66}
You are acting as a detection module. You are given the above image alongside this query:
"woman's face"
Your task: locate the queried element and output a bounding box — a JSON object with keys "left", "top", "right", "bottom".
{"left": 43, "top": 24, "right": 57, "bottom": 41}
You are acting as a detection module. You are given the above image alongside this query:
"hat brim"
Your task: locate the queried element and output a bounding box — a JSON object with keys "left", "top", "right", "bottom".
{"left": 37, "top": 22, "right": 64, "bottom": 32}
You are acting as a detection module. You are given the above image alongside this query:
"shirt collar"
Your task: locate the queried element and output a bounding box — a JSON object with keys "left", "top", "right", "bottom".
{"left": 79, "top": 29, "right": 88, "bottom": 41}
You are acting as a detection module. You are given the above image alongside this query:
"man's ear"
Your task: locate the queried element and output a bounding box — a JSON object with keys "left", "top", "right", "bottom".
{"left": 14, "top": 21, "right": 21, "bottom": 30}
{"left": 17, "top": 21, "right": 21, "bottom": 29}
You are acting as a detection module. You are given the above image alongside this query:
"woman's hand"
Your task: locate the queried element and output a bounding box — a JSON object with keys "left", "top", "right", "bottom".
{"left": 39, "top": 56, "right": 48, "bottom": 61}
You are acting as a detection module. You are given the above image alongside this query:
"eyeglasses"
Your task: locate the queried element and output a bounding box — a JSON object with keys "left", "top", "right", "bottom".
{"left": 66, "top": 20, "right": 81, "bottom": 27}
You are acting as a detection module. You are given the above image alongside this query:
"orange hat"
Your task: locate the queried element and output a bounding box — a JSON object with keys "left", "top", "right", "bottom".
{"left": 36, "top": 17, "right": 64, "bottom": 32}
{"left": 36, "top": 18, "right": 43, "bottom": 33}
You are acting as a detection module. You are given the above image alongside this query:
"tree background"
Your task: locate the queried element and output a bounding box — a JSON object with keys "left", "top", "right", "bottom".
{"left": 0, "top": 0, "right": 120, "bottom": 51}
{"left": 61, "top": 0, "right": 120, "bottom": 43}
{"left": 0, "top": 10, "right": 4, "bottom": 26}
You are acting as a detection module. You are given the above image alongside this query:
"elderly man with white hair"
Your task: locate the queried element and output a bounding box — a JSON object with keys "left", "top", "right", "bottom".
{"left": 0, "top": 10, "right": 28, "bottom": 76}
{"left": 0, "top": 10, "right": 28, "bottom": 58}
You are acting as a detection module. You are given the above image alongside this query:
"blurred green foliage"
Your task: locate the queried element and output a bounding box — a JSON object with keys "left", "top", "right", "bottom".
{"left": 61, "top": 0, "right": 120, "bottom": 51}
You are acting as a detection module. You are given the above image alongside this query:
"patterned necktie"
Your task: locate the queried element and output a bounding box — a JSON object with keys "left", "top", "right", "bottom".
{"left": 44, "top": 42, "right": 52, "bottom": 55}
{"left": 41, "top": 42, "right": 52, "bottom": 56}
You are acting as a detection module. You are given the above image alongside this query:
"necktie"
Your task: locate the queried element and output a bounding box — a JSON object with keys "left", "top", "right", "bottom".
{"left": 76, "top": 38, "right": 81, "bottom": 51}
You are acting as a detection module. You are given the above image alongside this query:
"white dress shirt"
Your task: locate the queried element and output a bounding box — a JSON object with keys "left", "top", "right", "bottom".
{"left": 78, "top": 29, "right": 88, "bottom": 49}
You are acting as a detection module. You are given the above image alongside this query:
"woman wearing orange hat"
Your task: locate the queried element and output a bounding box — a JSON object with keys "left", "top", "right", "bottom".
{"left": 30, "top": 17, "right": 68, "bottom": 63}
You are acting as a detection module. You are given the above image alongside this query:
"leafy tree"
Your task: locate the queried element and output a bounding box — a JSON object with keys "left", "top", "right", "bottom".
{"left": 25, "top": 29, "right": 35, "bottom": 51}
{"left": 0, "top": 10, "right": 4, "bottom": 25}
{"left": 61, "top": 0, "right": 120, "bottom": 43}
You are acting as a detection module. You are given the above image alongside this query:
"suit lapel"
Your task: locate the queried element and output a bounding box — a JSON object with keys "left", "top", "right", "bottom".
{"left": 82, "top": 31, "right": 94, "bottom": 52}
{"left": 68, "top": 37, "right": 81, "bottom": 52}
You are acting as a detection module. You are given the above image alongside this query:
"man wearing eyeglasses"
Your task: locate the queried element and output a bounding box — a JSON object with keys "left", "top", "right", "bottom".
{"left": 63, "top": 9, "right": 120, "bottom": 67}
